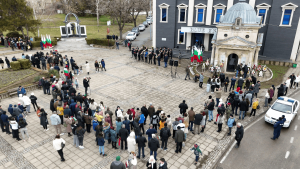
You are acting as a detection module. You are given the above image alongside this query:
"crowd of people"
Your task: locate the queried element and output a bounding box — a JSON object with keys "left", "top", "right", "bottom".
{"left": 0, "top": 35, "right": 33, "bottom": 51}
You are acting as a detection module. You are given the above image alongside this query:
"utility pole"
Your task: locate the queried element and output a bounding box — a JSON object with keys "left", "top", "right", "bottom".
{"left": 150, "top": 0, "right": 151, "bottom": 41}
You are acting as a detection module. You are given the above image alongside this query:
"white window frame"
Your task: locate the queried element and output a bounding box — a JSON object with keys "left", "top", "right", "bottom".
{"left": 256, "top": 3, "right": 271, "bottom": 25}
{"left": 213, "top": 3, "right": 226, "bottom": 24}
{"left": 177, "top": 29, "right": 185, "bottom": 44}
{"left": 177, "top": 3, "right": 188, "bottom": 23}
{"left": 279, "top": 3, "right": 298, "bottom": 27}
{"left": 159, "top": 3, "right": 170, "bottom": 23}
{"left": 195, "top": 3, "right": 207, "bottom": 24}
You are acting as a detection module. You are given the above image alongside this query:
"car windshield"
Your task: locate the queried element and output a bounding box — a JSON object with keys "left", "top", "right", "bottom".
{"left": 271, "top": 102, "right": 292, "bottom": 114}
{"left": 127, "top": 34, "right": 133, "bottom": 36}
{"left": 139, "top": 25, "right": 143, "bottom": 27}
{"left": 143, "top": 22, "right": 147, "bottom": 24}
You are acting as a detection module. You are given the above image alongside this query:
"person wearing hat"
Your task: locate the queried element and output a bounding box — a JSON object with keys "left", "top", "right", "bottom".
{"left": 146, "top": 155, "right": 157, "bottom": 169}
{"left": 29, "top": 93, "right": 38, "bottom": 112}
{"left": 190, "top": 144, "right": 203, "bottom": 165}
{"left": 175, "top": 125, "right": 185, "bottom": 153}
{"left": 271, "top": 117, "right": 284, "bottom": 140}
{"left": 110, "top": 156, "right": 126, "bottom": 169}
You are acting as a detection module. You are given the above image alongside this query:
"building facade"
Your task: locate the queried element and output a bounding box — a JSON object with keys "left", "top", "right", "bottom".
{"left": 153, "top": 0, "right": 300, "bottom": 62}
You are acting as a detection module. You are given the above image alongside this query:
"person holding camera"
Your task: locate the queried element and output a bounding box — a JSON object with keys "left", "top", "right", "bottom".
{"left": 83, "top": 77, "right": 90, "bottom": 96}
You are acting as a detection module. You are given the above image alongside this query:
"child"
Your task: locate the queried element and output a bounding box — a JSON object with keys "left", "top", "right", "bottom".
{"left": 97, "top": 133, "right": 107, "bottom": 156}
{"left": 74, "top": 78, "right": 79, "bottom": 89}
{"left": 190, "top": 144, "right": 202, "bottom": 165}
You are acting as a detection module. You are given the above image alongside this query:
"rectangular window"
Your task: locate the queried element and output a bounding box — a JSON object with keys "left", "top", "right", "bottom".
{"left": 216, "top": 9, "right": 223, "bottom": 23}
{"left": 179, "top": 31, "right": 184, "bottom": 43}
{"left": 259, "top": 9, "right": 266, "bottom": 24}
{"left": 180, "top": 9, "right": 185, "bottom": 22}
{"left": 197, "top": 9, "right": 204, "bottom": 22}
{"left": 282, "top": 9, "right": 292, "bottom": 25}
{"left": 162, "top": 8, "right": 167, "bottom": 21}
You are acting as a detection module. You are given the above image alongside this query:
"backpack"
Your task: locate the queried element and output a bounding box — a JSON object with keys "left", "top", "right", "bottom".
{"left": 162, "top": 128, "right": 168, "bottom": 137}
{"left": 129, "top": 114, "right": 133, "bottom": 120}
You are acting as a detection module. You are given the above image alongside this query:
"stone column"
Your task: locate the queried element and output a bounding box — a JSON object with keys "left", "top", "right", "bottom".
{"left": 214, "top": 47, "right": 219, "bottom": 66}
{"left": 204, "top": 34, "right": 210, "bottom": 51}
{"left": 186, "top": 33, "right": 192, "bottom": 50}
{"left": 254, "top": 49, "right": 259, "bottom": 66}
{"left": 210, "top": 45, "right": 215, "bottom": 65}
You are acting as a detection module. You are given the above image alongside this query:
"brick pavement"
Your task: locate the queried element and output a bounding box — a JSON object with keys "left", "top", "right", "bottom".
{"left": 0, "top": 45, "right": 235, "bottom": 169}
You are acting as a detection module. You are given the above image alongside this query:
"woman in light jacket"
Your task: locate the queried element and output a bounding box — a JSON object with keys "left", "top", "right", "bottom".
{"left": 227, "top": 114, "right": 235, "bottom": 136}
{"left": 53, "top": 134, "right": 66, "bottom": 161}
{"left": 264, "top": 90, "right": 270, "bottom": 107}
{"left": 216, "top": 113, "right": 225, "bottom": 132}
{"left": 64, "top": 115, "right": 73, "bottom": 137}
{"left": 127, "top": 132, "right": 136, "bottom": 153}
{"left": 206, "top": 78, "right": 211, "bottom": 93}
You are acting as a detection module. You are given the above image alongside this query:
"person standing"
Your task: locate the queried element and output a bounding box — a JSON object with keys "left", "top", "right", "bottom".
{"left": 199, "top": 73, "right": 204, "bottom": 88}
{"left": 207, "top": 99, "right": 215, "bottom": 122}
{"left": 83, "top": 77, "right": 89, "bottom": 96}
{"left": 172, "top": 118, "right": 179, "bottom": 138}
{"left": 193, "top": 111, "right": 203, "bottom": 134}
{"left": 110, "top": 156, "right": 126, "bottom": 169}
{"left": 188, "top": 107, "right": 195, "bottom": 131}
{"left": 146, "top": 124, "right": 157, "bottom": 141}
{"left": 119, "top": 124, "right": 129, "bottom": 150}
{"left": 227, "top": 114, "right": 235, "bottom": 136}
{"left": 289, "top": 73, "right": 296, "bottom": 89}
{"left": 148, "top": 103, "right": 155, "bottom": 120}
{"left": 249, "top": 98, "right": 259, "bottom": 116}
{"left": 53, "top": 134, "right": 66, "bottom": 161}
{"left": 148, "top": 134, "right": 160, "bottom": 160}
{"left": 190, "top": 144, "right": 203, "bottom": 165}
{"left": 229, "top": 76, "right": 236, "bottom": 91}
{"left": 97, "top": 133, "right": 107, "bottom": 156}
{"left": 18, "top": 118, "right": 30, "bottom": 141}
{"left": 141, "top": 105, "right": 149, "bottom": 125}
{"left": 253, "top": 81, "right": 261, "bottom": 98}
{"left": 178, "top": 100, "right": 188, "bottom": 115}
{"left": 175, "top": 126, "right": 185, "bottom": 153}
{"left": 216, "top": 113, "right": 225, "bottom": 132}
{"left": 50, "top": 111, "right": 62, "bottom": 135}
{"left": 271, "top": 117, "right": 284, "bottom": 140}
{"left": 116, "top": 41, "right": 119, "bottom": 50}
{"left": 10, "top": 117, "right": 21, "bottom": 141}
{"left": 85, "top": 61, "right": 90, "bottom": 75}
{"left": 146, "top": 156, "right": 157, "bottom": 169}
{"left": 39, "top": 109, "right": 48, "bottom": 131}
{"left": 1, "top": 111, "right": 11, "bottom": 134}
{"left": 160, "top": 123, "right": 171, "bottom": 150}
{"left": 127, "top": 132, "right": 136, "bottom": 153}
{"left": 110, "top": 127, "right": 118, "bottom": 149}
{"left": 136, "top": 133, "right": 147, "bottom": 159}
{"left": 5, "top": 57, "right": 10, "bottom": 68}
{"left": 163, "top": 54, "right": 168, "bottom": 68}
{"left": 139, "top": 112, "right": 145, "bottom": 134}
{"left": 215, "top": 88, "right": 222, "bottom": 107}
{"left": 76, "top": 126, "right": 86, "bottom": 149}
{"left": 235, "top": 123, "right": 244, "bottom": 148}
{"left": 29, "top": 93, "right": 38, "bottom": 111}
{"left": 185, "top": 65, "right": 191, "bottom": 80}
{"left": 239, "top": 98, "right": 247, "bottom": 120}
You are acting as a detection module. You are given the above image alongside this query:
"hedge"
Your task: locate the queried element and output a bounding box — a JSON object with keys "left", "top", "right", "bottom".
{"left": 18, "top": 59, "right": 31, "bottom": 69}
{"left": 86, "top": 38, "right": 115, "bottom": 46}
{"left": 6, "top": 32, "right": 21, "bottom": 38}
{"left": 10, "top": 61, "right": 21, "bottom": 71}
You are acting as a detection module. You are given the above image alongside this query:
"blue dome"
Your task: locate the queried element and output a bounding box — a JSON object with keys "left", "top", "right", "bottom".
{"left": 221, "top": 2, "right": 260, "bottom": 24}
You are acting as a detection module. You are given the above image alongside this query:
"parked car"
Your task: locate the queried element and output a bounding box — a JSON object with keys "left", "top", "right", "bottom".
{"left": 146, "top": 18, "right": 152, "bottom": 25}
{"left": 131, "top": 27, "right": 140, "bottom": 36}
{"left": 143, "top": 21, "right": 149, "bottom": 28}
{"left": 126, "top": 32, "right": 136, "bottom": 41}
{"left": 138, "top": 24, "right": 145, "bottom": 31}
{"left": 264, "top": 96, "right": 299, "bottom": 128}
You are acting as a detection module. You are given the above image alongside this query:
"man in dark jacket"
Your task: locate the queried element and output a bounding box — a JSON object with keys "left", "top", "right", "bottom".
{"left": 159, "top": 158, "right": 168, "bottom": 169}
{"left": 160, "top": 123, "right": 171, "bottom": 150}
{"left": 136, "top": 133, "right": 147, "bottom": 158}
{"left": 5, "top": 57, "right": 10, "bottom": 68}
{"left": 83, "top": 77, "right": 89, "bottom": 96}
{"left": 178, "top": 100, "right": 188, "bottom": 115}
{"left": 229, "top": 76, "right": 236, "bottom": 91}
{"left": 148, "top": 103, "right": 155, "bottom": 119}
{"left": 148, "top": 134, "right": 160, "bottom": 160}
{"left": 251, "top": 75, "right": 257, "bottom": 85}
{"left": 0, "top": 107, "right": 4, "bottom": 132}
{"left": 233, "top": 95, "right": 240, "bottom": 116}
{"left": 133, "top": 118, "right": 141, "bottom": 137}
{"left": 29, "top": 93, "right": 38, "bottom": 111}
{"left": 243, "top": 64, "right": 248, "bottom": 78}
{"left": 235, "top": 123, "right": 244, "bottom": 148}
{"left": 110, "top": 156, "right": 126, "bottom": 169}
{"left": 164, "top": 54, "right": 168, "bottom": 68}
{"left": 237, "top": 77, "right": 244, "bottom": 89}
{"left": 193, "top": 113, "right": 203, "bottom": 134}
{"left": 207, "top": 99, "right": 215, "bottom": 122}
{"left": 289, "top": 73, "right": 296, "bottom": 89}
{"left": 141, "top": 105, "right": 149, "bottom": 125}
{"left": 175, "top": 126, "right": 185, "bottom": 153}
{"left": 188, "top": 107, "right": 195, "bottom": 131}
{"left": 1, "top": 111, "right": 11, "bottom": 134}
{"left": 44, "top": 80, "right": 51, "bottom": 95}
{"left": 239, "top": 99, "right": 248, "bottom": 120}
{"left": 220, "top": 72, "right": 225, "bottom": 84}
{"left": 119, "top": 124, "right": 129, "bottom": 150}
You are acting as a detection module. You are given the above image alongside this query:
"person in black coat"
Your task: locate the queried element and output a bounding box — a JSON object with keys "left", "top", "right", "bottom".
{"left": 243, "top": 65, "right": 248, "bottom": 78}
{"left": 251, "top": 76, "right": 257, "bottom": 85}
{"left": 220, "top": 72, "right": 225, "bottom": 85}
{"left": 148, "top": 52, "right": 153, "bottom": 64}
{"left": 83, "top": 77, "right": 89, "bottom": 96}
{"left": 5, "top": 57, "right": 10, "bottom": 68}
{"left": 178, "top": 100, "right": 188, "bottom": 115}
{"left": 148, "top": 134, "right": 160, "bottom": 160}
{"left": 44, "top": 80, "right": 51, "bottom": 95}
{"left": 163, "top": 54, "right": 168, "bottom": 68}
{"left": 157, "top": 53, "right": 161, "bottom": 66}
{"left": 224, "top": 77, "right": 229, "bottom": 92}
{"left": 141, "top": 105, "right": 149, "bottom": 125}
{"left": 29, "top": 93, "right": 38, "bottom": 111}
{"left": 289, "top": 73, "right": 296, "bottom": 89}
{"left": 277, "top": 84, "right": 285, "bottom": 98}
{"left": 146, "top": 156, "right": 157, "bottom": 169}
{"left": 193, "top": 113, "right": 203, "bottom": 134}
{"left": 160, "top": 123, "right": 171, "bottom": 150}
{"left": 239, "top": 99, "right": 248, "bottom": 120}
{"left": 50, "top": 99, "right": 55, "bottom": 112}
{"left": 136, "top": 133, "right": 147, "bottom": 158}
{"left": 207, "top": 100, "right": 215, "bottom": 122}
{"left": 235, "top": 123, "right": 244, "bottom": 148}
{"left": 237, "top": 77, "right": 244, "bottom": 89}
{"left": 233, "top": 95, "right": 240, "bottom": 116}
{"left": 133, "top": 118, "right": 141, "bottom": 137}
{"left": 119, "top": 125, "right": 129, "bottom": 150}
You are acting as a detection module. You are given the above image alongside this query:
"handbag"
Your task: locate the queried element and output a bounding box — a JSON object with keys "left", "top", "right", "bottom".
{"left": 61, "top": 139, "right": 65, "bottom": 149}
{"left": 118, "top": 138, "right": 121, "bottom": 146}
{"left": 257, "top": 105, "right": 260, "bottom": 109}
{"left": 233, "top": 120, "right": 236, "bottom": 126}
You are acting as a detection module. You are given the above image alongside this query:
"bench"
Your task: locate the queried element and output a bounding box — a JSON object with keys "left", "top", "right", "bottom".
{"left": 8, "top": 87, "right": 23, "bottom": 97}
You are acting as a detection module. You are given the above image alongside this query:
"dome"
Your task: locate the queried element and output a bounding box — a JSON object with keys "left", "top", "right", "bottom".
{"left": 221, "top": 2, "right": 261, "bottom": 24}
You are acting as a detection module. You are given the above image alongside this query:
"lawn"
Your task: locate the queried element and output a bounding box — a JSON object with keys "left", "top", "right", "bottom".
{"left": 260, "top": 64, "right": 290, "bottom": 89}
{"left": 2, "top": 14, "right": 147, "bottom": 39}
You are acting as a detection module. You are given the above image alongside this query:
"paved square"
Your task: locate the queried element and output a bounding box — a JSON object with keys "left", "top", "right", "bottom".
{"left": 0, "top": 46, "right": 231, "bottom": 169}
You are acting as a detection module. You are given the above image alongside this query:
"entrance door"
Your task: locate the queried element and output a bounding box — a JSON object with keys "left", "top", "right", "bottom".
{"left": 194, "top": 33, "right": 204, "bottom": 47}
{"left": 227, "top": 54, "right": 238, "bottom": 72}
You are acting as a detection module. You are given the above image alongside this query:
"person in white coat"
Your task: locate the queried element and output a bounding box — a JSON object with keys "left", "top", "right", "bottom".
{"left": 117, "top": 109, "right": 124, "bottom": 120}
{"left": 127, "top": 132, "right": 136, "bottom": 153}
{"left": 294, "top": 75, "right": 300, "bottom": 89}
{"left": 19, "top": 94, "right": 31, "bottom": 113}
{"left": 53, "top": 134, "right": 66, "bottom": 161}
{"left": 200, "top": 112, "right": 207, "bottom": 132}
{"left": 85, "top": 61, "right": 90, "bottom": 75}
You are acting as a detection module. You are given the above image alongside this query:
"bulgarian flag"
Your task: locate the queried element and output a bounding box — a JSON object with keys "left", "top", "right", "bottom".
{"left": 64, "top": 68, "right": 69, "bottom": 77}
{"left": 47, "top": 35, "right": 52, "bottom": 47}
{"left": 191, "top": 49, "right": 203, "bottom": 63}
{"left": 42, "top": 35, "right": 46, "bottom": 48}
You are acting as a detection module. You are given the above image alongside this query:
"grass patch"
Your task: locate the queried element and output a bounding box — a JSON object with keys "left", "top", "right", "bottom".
{"left": 260, "top": 64, "right": 290, "bottom": 89}
{"left": 2, "top": 14, "right": 147, "bottom": 39}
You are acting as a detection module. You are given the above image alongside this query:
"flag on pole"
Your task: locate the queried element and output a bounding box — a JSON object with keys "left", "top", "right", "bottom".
{"left": 45, "top": 35, "right": 49, "bottom": 47}
{"left": 191, "top": 49, "right": 203, "bottom": 63}
{"left": 48, "top": 35, "right": 52, "bottom": 47}
{"left": 42, "top": 35, "right": 46, "bottom": 48}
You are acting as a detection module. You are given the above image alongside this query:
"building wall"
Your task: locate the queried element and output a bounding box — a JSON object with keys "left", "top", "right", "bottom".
{"left": 263, "top": 0, "right": 299, "bottom": 61}
{"left": 155, "top": 0, "right": 300, "bottom": 61}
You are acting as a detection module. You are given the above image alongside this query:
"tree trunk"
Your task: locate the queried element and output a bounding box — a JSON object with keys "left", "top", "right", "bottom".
{"left": 21, "top": 27, "right": 25, "bottom": 38}
{"left": 119, "top": 29, "right": 122, "bottom": 40}
{"left": 26, "top": 24, "right": 29, "bottom": 36}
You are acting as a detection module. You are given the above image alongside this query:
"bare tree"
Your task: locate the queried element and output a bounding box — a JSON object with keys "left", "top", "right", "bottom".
{"left": 130, "top": 0, "right": 147, "bottom": 27}
{"left": 107, "top": 0, "right": 133, "bottom": 40}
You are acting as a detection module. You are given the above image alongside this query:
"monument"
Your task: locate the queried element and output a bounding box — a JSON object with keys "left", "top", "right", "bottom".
{"left": 60, "top": 13, "right": 87, "bottom": 38}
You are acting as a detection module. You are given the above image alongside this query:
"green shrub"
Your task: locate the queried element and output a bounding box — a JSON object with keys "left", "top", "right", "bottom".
{"left": 6, "top": 32, "right": 21, "bottom": 38}
{"left": 18, "top": 59, "right": 31, "bottom": 69}
{"left": 48, "top": 69, "right": 60, "bottom": 78}
{"left": 33, "top": 75, "right": 42, "bottom": 83}
{"left": 10, "top": 61, "right": 21, "bottom": 71}
{"left": 86, "top": 38, "right": 115, "bottom": 46}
